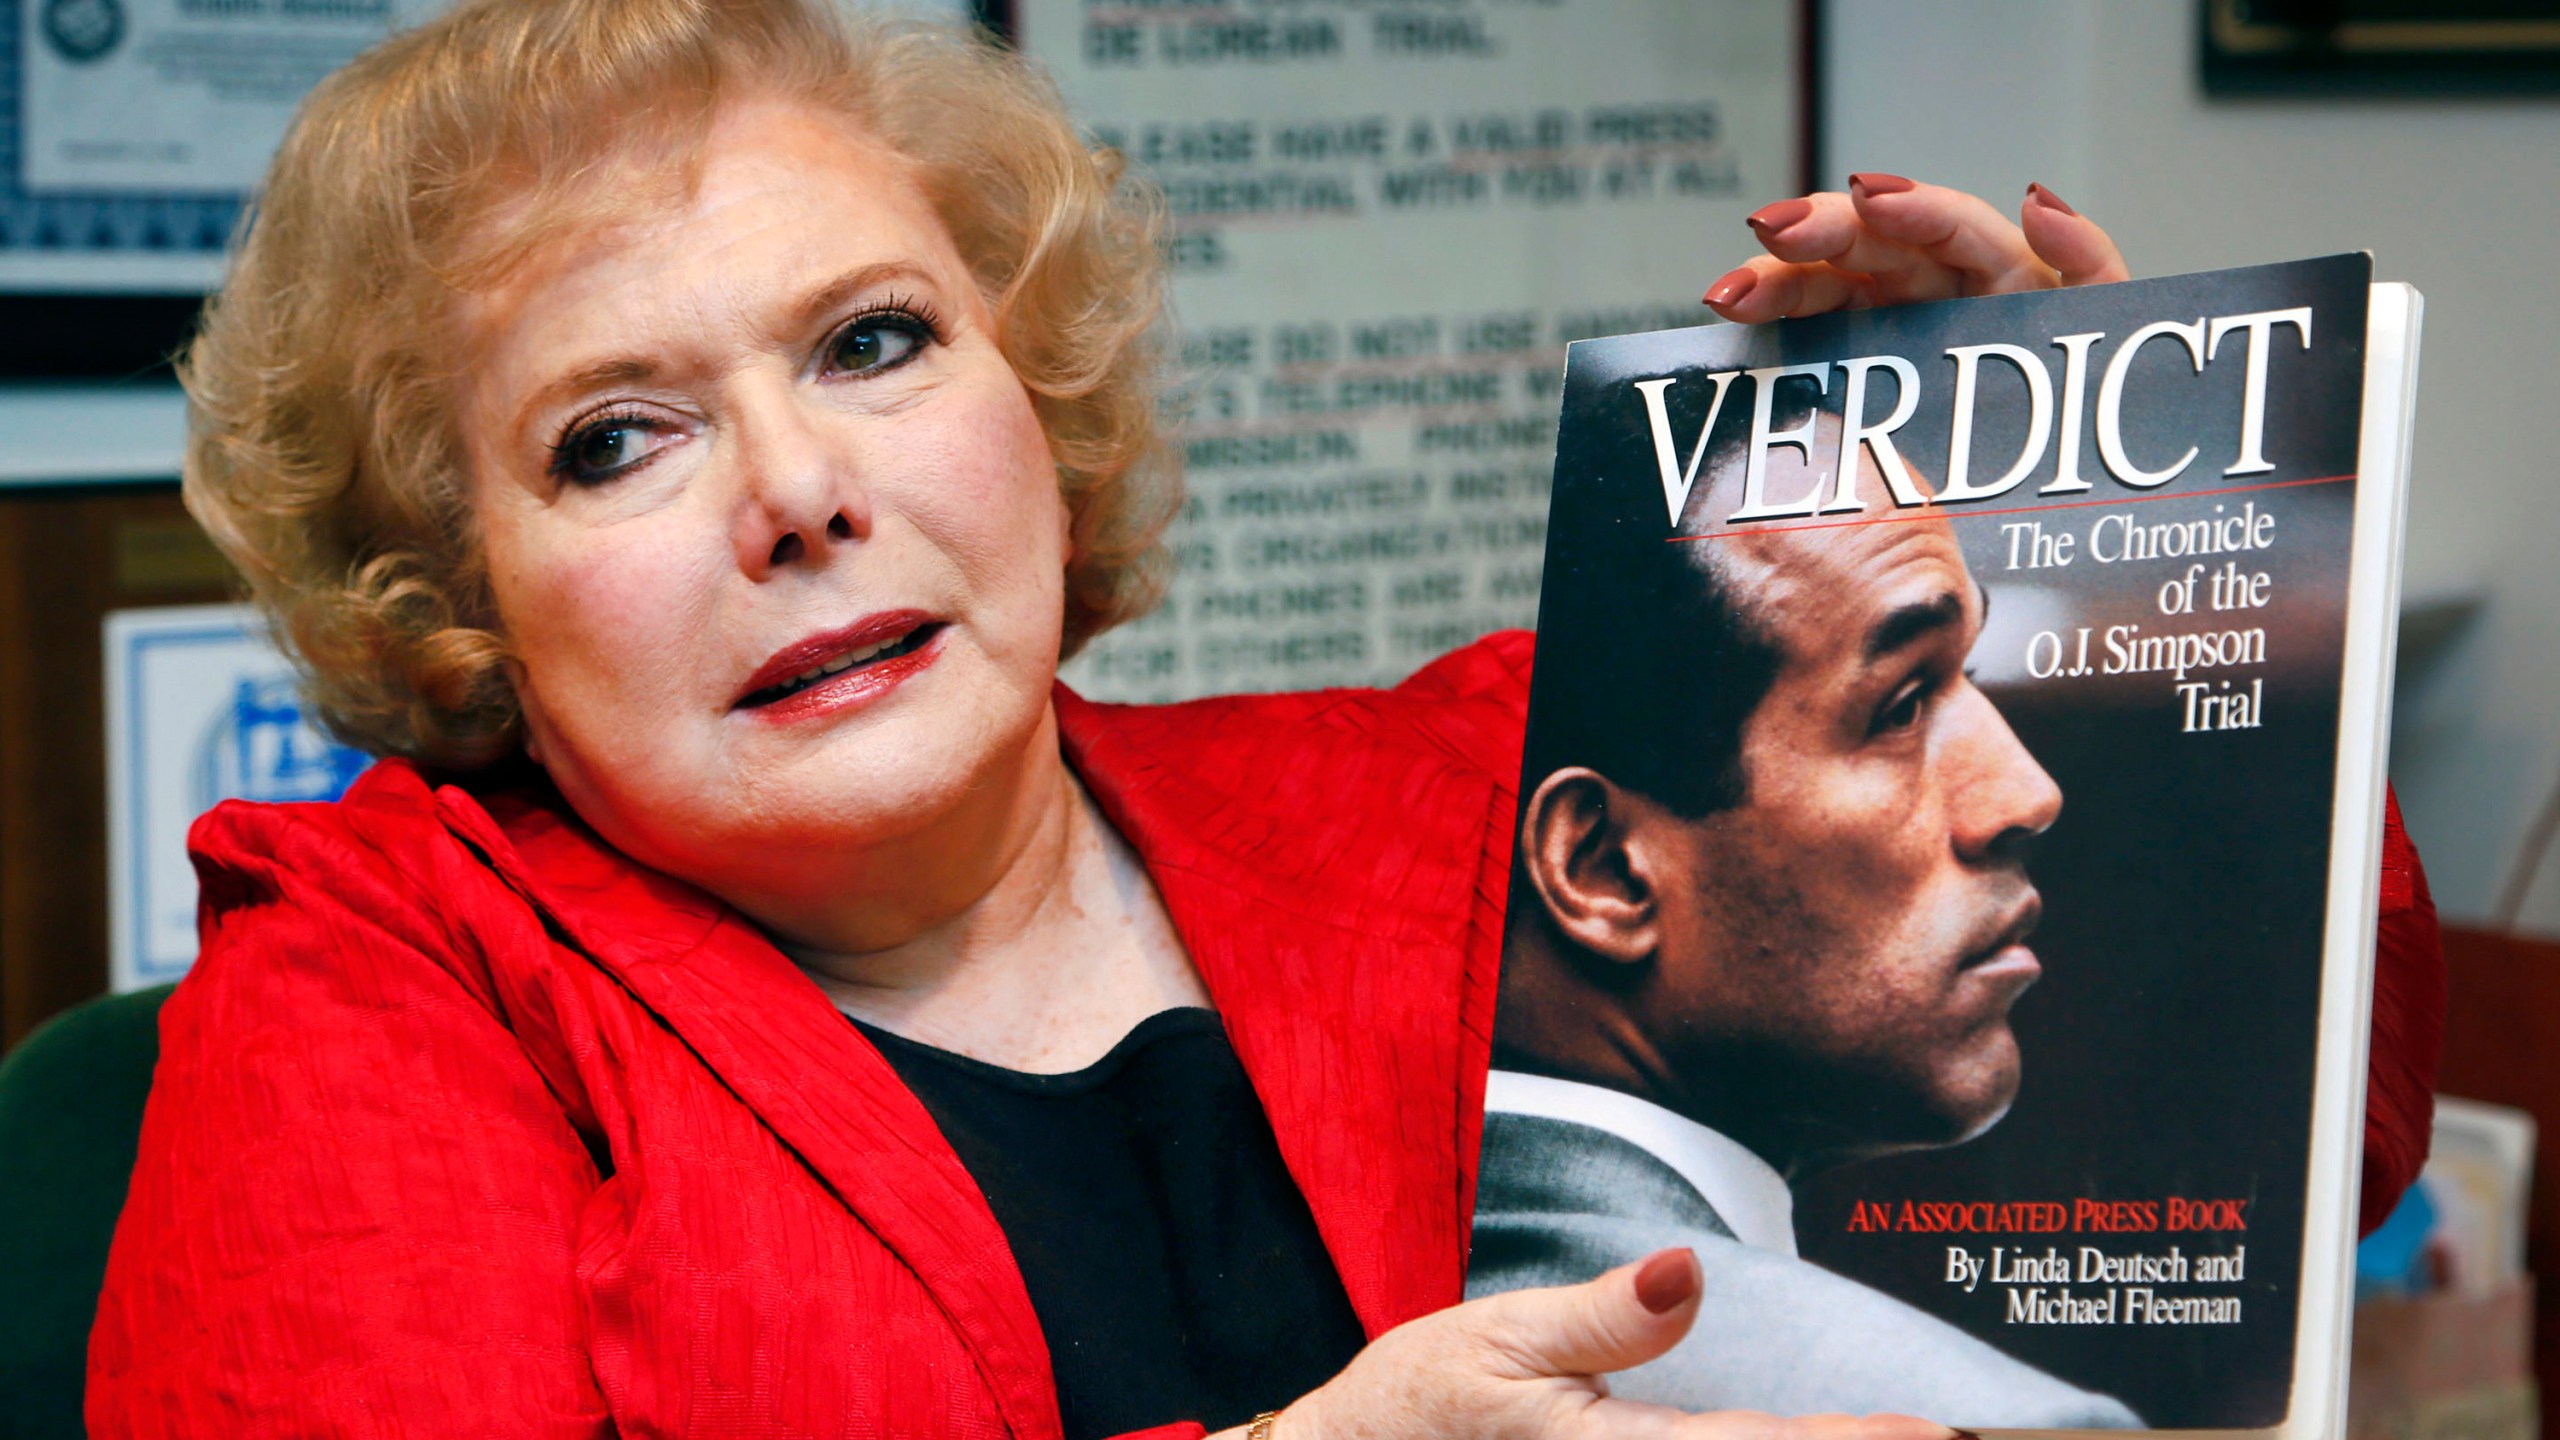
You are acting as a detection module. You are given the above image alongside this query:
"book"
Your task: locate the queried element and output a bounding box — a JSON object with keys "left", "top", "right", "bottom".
{"left": 1469, "top": 253, "right": 2421, "bottom": 1437}
{"left": 2398, "top": 1096, "right": 2536, "bottom": 1300}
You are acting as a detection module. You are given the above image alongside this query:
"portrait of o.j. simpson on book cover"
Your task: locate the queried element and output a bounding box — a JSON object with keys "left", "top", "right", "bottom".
{"left": 1471, "top": 259, "right": 2381, "bottom": 1435}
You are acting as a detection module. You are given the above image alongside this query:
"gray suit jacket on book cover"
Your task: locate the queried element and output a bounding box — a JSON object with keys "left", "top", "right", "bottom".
{"left": 1467, "top": 1112, "right": 2143, "bottom": 1429}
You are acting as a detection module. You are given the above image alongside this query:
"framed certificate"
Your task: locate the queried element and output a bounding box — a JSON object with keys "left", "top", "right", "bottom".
{"left": 1, "top": 0, "right": 437, "bottom": 295}
{"left": 104, "top": 602, "right": 370, "bottom": 993}
{"left": 3, "top": 0, "right": 980, "bottom": 292}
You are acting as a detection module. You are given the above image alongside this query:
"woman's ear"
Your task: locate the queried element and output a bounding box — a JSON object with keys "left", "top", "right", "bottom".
{"left": 1518, "top": 766, "right": 1661, "bottom": 970}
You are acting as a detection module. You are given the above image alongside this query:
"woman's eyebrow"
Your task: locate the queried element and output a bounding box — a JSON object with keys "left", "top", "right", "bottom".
{"left": 787, "top": 260, "right": 940, "bottom": 338}
{"left": 516, "top": 357, "right": 659, "bottom": 435}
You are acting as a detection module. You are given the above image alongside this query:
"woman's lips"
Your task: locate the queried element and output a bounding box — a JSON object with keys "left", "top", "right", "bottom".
{"left": 735, "top": 610, "right": 938, "bottom": 704}
{"left": 733, "top": 613, "right": 946, "bottom": 722}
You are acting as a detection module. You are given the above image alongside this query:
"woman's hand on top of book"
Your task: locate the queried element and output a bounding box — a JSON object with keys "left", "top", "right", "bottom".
{"left": 1702, "top": 175, "right": 2131, "bottom": 324}
{"left": 1220, "top": 1249, "right": 1963, "bottom": 1440}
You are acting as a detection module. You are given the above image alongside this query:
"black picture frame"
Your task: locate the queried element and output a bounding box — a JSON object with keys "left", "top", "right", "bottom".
{"left": 2202, "top": 0, "right": 2560, "bottom": 96}
{"left": 0, "top": 293, "right": 201, "bottom": 382}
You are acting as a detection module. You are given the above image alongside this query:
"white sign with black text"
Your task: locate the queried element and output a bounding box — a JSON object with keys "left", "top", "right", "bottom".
{"left": 1025, "top": 0, "right": 1806, "bottom": 700}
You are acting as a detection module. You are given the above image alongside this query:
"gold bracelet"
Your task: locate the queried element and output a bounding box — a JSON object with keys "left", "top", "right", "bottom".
{"left": 1246, "top": 1411, "right": 1281, "bottom": 1440}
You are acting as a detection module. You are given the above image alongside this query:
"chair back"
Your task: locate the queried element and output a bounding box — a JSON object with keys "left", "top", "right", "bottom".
{"left": 0, "top": 984, "right": 175, "bottom": 1440}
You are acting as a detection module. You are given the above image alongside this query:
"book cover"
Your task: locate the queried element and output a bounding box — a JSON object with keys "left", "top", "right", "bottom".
{"left": 1470, "top": 254, "right": 2420, "bottom": 1436}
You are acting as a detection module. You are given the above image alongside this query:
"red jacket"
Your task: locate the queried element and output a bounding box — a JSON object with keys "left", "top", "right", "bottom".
{"left": 88, "top": 633, "right": 2443, "bottom": 1438}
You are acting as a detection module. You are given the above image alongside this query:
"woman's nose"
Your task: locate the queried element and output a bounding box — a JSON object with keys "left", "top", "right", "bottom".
{"left": 765, "top": 512, "right": 857, "bottom": 569}
{"left": 730, "top": 391, "right": 873, "bottom": 578}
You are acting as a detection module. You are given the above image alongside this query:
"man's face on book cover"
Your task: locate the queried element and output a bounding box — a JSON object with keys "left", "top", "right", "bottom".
{"left": 1654, "top": 511, "right": 2064, "bottom": 1155}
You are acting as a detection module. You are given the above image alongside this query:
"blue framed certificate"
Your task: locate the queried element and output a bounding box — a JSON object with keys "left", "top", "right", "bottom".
{"left": 3, "top": 0, "right": 977, "bottom": 294}
{"left": 103, "top": 603, "right": 371, "bottom": 991}
{"left": 1, "top": 0, "right": 435, "bottom": 292}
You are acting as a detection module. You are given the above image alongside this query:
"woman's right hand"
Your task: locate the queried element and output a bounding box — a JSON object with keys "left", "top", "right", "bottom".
{"left": 1243, "top": 1249, "right": 1961, "bottom": 1440}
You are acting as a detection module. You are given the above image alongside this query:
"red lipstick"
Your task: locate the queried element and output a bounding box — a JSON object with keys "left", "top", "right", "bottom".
{"left": 733, "top": 610, "right": 944, "bottom": 723}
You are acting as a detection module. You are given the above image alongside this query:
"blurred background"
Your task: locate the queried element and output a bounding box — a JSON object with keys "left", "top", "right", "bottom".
{"left": 0, "top": 0, "right": 2555, "bottom": 1435}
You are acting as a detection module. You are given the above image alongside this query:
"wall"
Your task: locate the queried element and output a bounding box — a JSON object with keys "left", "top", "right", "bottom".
{"left": 1826, "top": 0, "right": 2560, "bottom": 933}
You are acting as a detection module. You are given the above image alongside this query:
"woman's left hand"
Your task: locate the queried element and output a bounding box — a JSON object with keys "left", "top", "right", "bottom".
{"left": 1703, "top": 174, "right": 2130, "bottom": 323}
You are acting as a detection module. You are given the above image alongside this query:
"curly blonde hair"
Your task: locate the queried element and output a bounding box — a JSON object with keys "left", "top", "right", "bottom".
{"left": 183, "top": 0, "right": 1174, "bottom": 769}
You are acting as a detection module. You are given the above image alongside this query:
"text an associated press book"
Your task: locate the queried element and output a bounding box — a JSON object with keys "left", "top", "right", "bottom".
{"left": 1472, "top": 254, "right": 2419, "bottom": 1437}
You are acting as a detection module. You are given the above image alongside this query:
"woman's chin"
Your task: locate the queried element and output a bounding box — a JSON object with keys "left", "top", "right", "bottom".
{"left": 724, "top": 670, "right": 1053, "bottom": 840}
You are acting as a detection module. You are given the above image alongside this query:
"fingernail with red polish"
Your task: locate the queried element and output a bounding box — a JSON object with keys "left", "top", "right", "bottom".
{"left": 1849, "top": 171, "right": 1915, "bottom": 197}
{"left": 1948, "top": 1431, "right": 1984, "bottom": 1440}
{"left": 1702, "top": 270, "right": 1757, "bottom": 308}
{"left": 1745, "top": 196, "right": 1814, "bottom": 236}
{"left": 1635, "top": 1248, "right": 1700, "bottom": 1313}
{"left": 2027, "top": 182, "right": 2079, "bottom": 217}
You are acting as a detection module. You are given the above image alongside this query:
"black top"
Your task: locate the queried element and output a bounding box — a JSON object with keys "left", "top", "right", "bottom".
{"left": 852, "top": 1007, "right": 1367, "bottom": 1440}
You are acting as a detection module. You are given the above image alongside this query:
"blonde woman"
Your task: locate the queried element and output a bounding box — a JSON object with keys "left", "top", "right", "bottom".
{"left": 89, "top": 2, "right": 2442, "bottom": 1436}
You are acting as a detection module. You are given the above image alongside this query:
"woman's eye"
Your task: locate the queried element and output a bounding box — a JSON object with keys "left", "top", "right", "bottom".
{"left": 550, "top": 416, "right": 670, "bottom": 485}
{"left": 829, "top": 314, "right": 928, "bottom": 375}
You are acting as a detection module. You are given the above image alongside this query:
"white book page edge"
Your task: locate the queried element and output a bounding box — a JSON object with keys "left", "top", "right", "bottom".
{"left": 2274, "top": 278, "right": 2422, "bottom": 1440}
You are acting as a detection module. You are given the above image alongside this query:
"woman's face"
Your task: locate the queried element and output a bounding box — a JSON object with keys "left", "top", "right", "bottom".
{"left": 457, "top": 98, "right": 1072, "bottom": 902}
